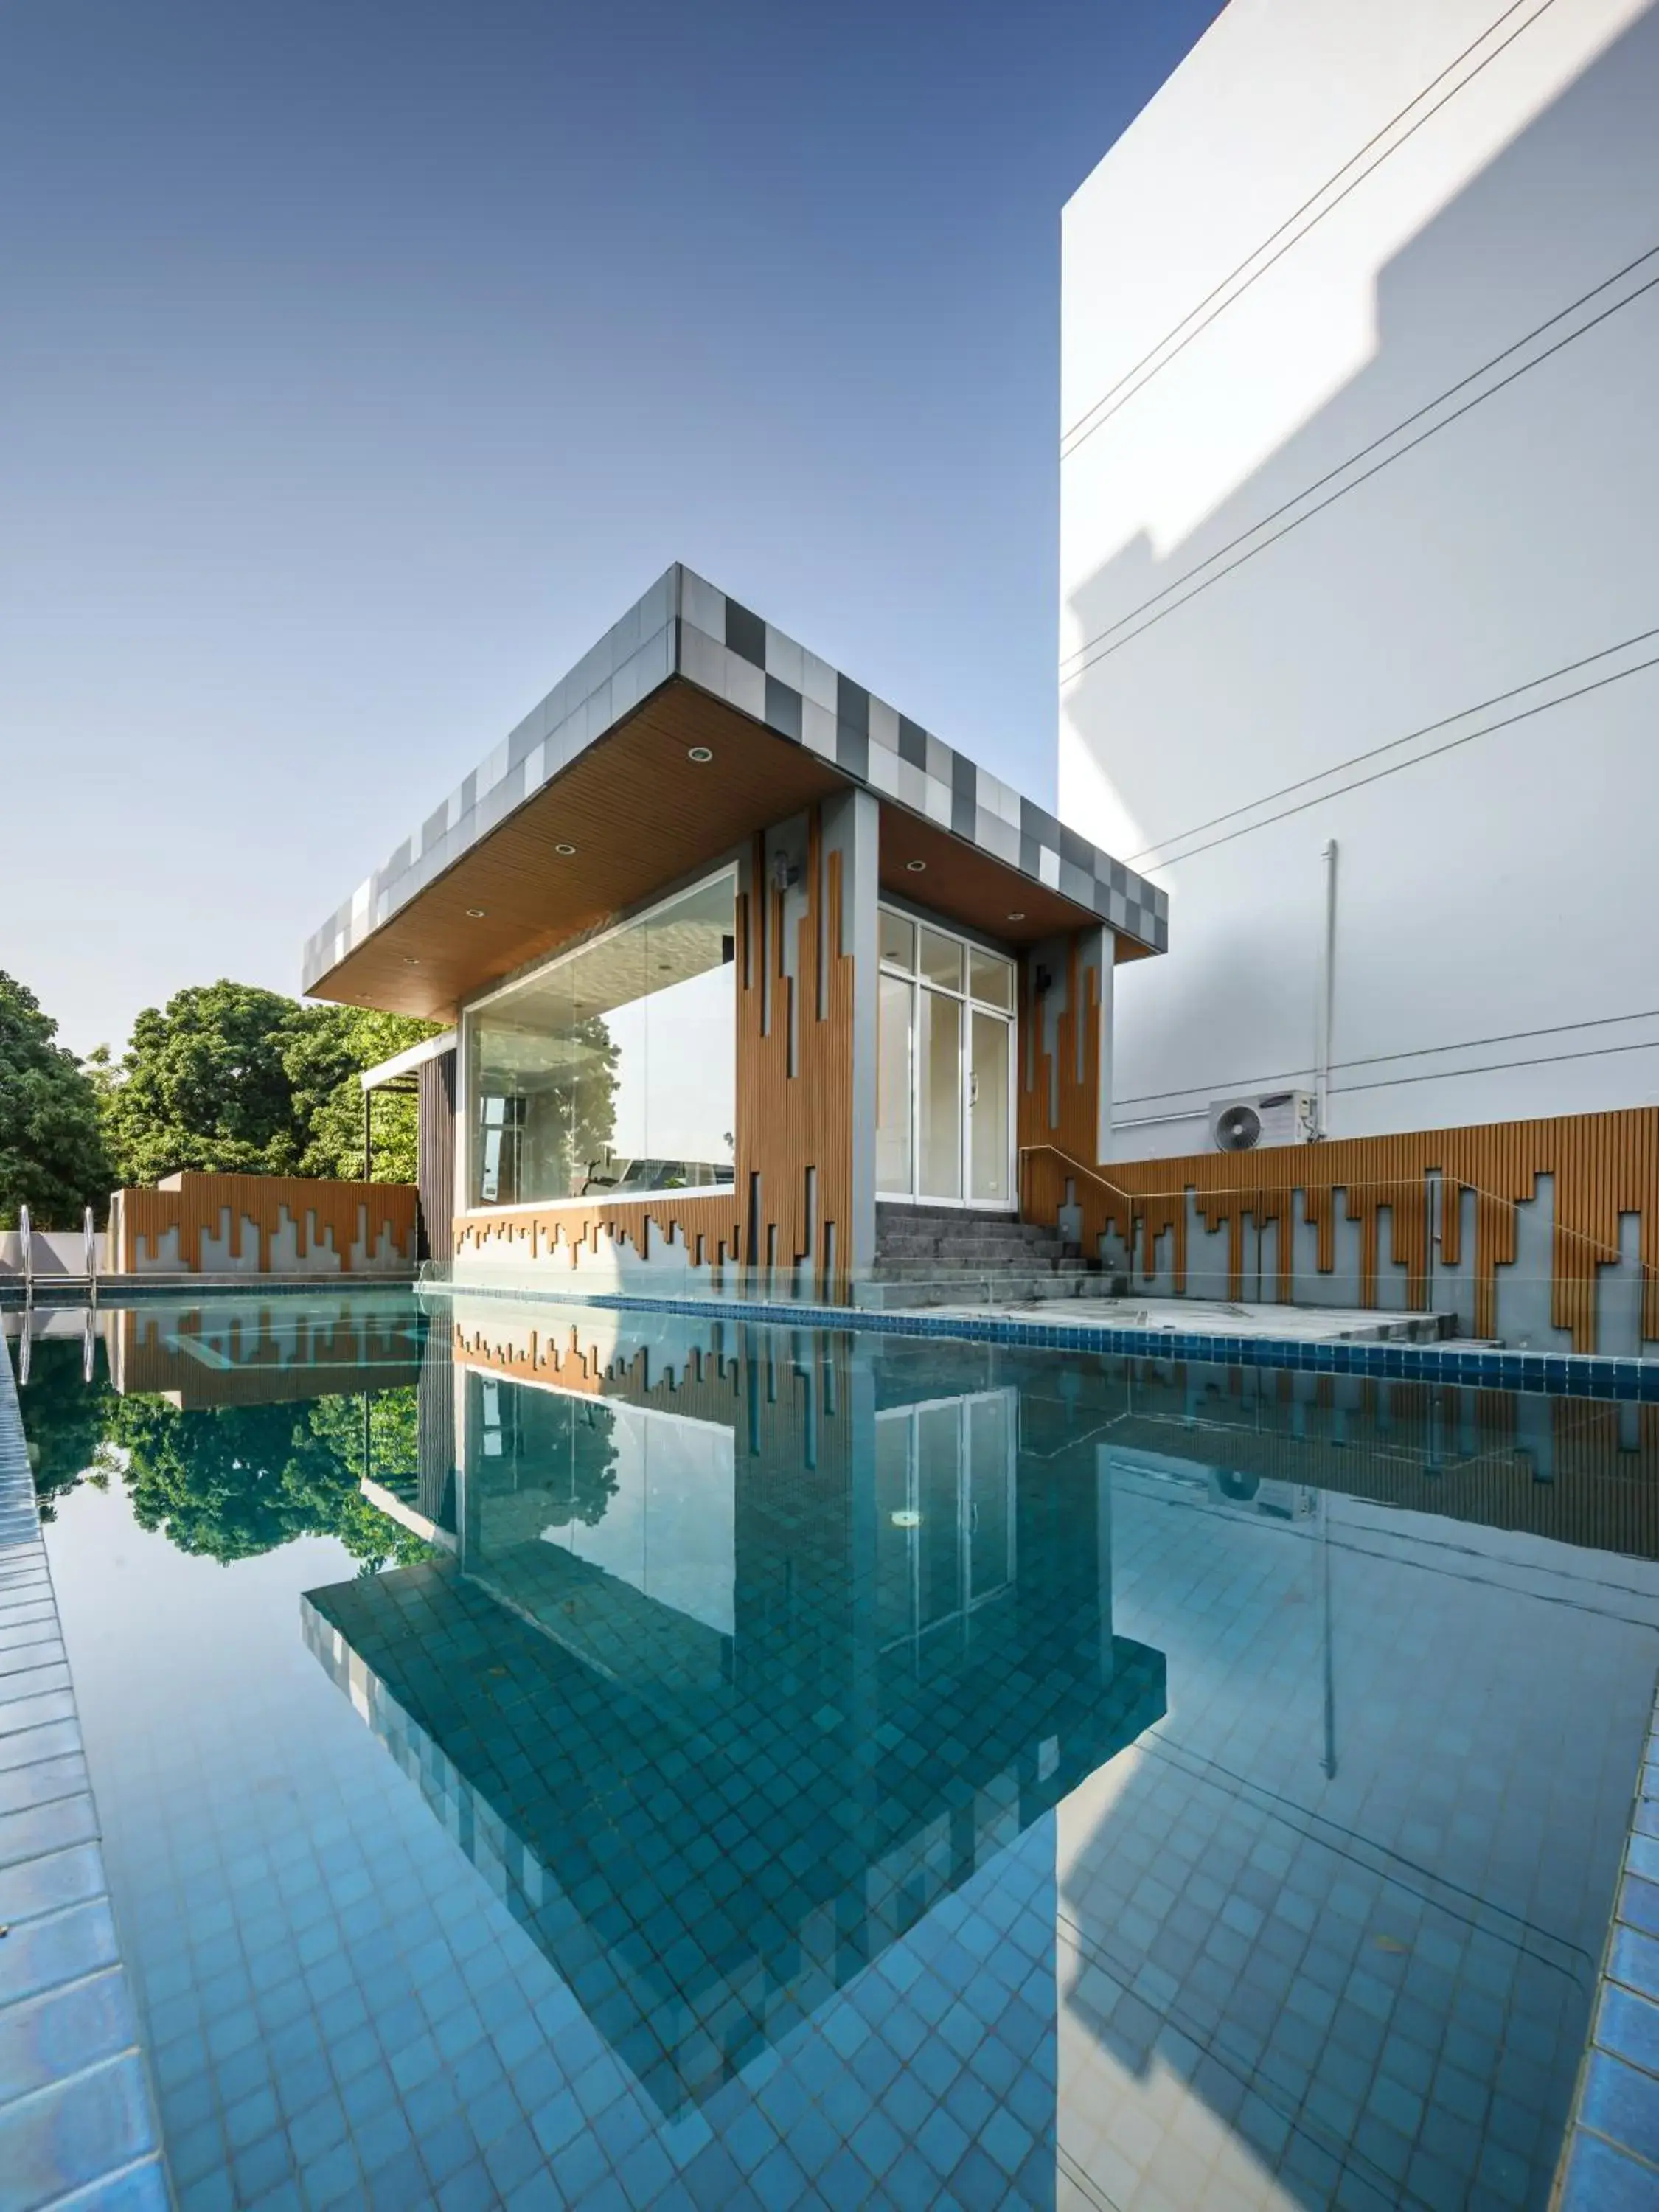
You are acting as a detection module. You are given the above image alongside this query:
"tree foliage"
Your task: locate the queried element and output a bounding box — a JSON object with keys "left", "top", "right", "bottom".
{"left": 98, "top": 981, "right": 438, "bottom": 1189}
{"left": 0, "top": 972, "right": 112, "bottom": 1229}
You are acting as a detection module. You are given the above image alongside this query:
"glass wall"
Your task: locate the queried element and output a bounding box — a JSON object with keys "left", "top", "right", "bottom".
{"left": 877, "top": 908, "right": 1016, "bottom": 1207}
{"left": 465, "top": 872, "right": 737, "bottom": 1209}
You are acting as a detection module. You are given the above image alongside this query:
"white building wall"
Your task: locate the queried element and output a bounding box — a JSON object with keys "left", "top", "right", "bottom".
{"left": 1058, "top": 0, "right": 1659, "bottom": 1160}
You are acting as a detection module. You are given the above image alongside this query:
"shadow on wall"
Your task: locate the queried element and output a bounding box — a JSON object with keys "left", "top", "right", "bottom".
{"left": 1061, "top": 2, "right": 1659, "bottom": 1149}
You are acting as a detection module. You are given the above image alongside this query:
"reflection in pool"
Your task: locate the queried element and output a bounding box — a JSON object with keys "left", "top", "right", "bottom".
{"left": 17, "top": 1291, "right": 1659, "bottom": 2209}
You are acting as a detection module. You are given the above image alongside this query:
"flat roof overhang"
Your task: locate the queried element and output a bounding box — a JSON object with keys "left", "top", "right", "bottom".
{"left": 302, "top": 566, "right": 1168, "bottom": 1021}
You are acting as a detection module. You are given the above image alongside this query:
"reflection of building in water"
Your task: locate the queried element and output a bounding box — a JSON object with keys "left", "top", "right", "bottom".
{"left": 303, "top": 1306, "right": 1166, "bottom": 2116}
{"left": 103, "top": 1295, "right": 424, "bottom": 1410}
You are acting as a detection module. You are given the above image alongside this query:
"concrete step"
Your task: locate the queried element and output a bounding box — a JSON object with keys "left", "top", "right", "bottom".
{"left": 854, "top": 1273, "right": 1097, "bottom": 1311}
{"left": 872, "top": 1256, "right": 1091, "bottom": 1282}
{"left": 878, "top": 1228, "right": 1059, "bottom": 1252}
{"left": 875, "top": 1242, "right": 1074, "bottom": 1267}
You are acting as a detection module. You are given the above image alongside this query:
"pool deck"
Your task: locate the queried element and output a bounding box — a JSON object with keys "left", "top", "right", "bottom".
{"left": 0, "top": 1332, "right": 170, "bottom": 2211}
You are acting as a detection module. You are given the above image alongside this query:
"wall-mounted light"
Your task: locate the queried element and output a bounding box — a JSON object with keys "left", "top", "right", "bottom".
{"left": 905, "top": 859, "right": 926, "bottom": 874}
{"left": 554, "top": 843, "right": 577, "bottom": 856}
{"left": 1034, "top": 965, "right": 1053, "bottom": 996}
{"left": 687, "top": 745, "right": 714, "bottom": 762}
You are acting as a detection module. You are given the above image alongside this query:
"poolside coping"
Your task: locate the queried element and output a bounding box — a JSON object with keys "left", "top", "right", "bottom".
{"left": 0, "top": 1331, "right": 171, "bottom": 2210}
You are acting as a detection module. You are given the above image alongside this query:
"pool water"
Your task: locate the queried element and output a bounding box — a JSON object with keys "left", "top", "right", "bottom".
{"left": 16, "top": 1291, "right": 1659, "bottom": 2212}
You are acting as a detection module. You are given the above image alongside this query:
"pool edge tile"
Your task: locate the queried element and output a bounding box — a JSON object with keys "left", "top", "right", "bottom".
{"left": 0, "top": 1332, "right": 173, "bottom": 2211}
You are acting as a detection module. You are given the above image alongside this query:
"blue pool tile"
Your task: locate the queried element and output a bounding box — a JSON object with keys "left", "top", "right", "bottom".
{"left": 1580, "top": 2048, "right": 1659, "bottom": 2167}
{"left": 1559, "top": 2130, "right": 1659, "bottom": 2211}
{"left": 1611, "top": 1926, "right": 1659, "bottom": 2004}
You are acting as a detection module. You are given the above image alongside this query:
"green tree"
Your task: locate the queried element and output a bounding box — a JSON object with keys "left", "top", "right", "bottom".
{"left": 100, "top": 981, "right": 310, "bottom": 1186}
{"left": 0, "top": 972, "right": 113, "bottom": 1228}
{"left": 283, "top": 1006, "right": 439, "bottom": 1182}
{"left": 15, "top": 1337, "right": 119, "bottom": 1520}
{"left": 98, "top": 982, "right": 437, "bottom": 1189}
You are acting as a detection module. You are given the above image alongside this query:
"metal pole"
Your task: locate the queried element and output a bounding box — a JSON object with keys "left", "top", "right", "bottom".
{"left": 1315, "top": 839, "right": 1338, "bottom": 1138}
{"left": 363, "top": 1087, "right": 373, "bottom": 1182}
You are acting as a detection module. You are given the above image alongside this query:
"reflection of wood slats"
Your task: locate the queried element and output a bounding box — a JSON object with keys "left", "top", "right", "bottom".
{"left": 1110, "top": 1366, "right": 1659, "bottom": 1558}
{"left": 452, "top": 1318, "right": 852, "bottom": 1474}
{"left": 108, "top": 1174, "right": 419, "bottom": 1276}
{"left": 110, "top": 1301, "right": 418, "bottom": 1405}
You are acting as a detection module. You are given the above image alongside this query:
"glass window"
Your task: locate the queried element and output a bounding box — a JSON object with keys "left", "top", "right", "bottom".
{"left": 879, "top": 910, "right": 915, "bottom": 970}
{"left": 917, "top": 926, "right": 964, "bottom": 992}
{"left": 969, "top": 1010, "right": 1011, "bottom": 1205}
{"left": 877, "top": 972, "right": 914, "bottom": 1196}
{"left": 969, "top": 947, "right": 1014, "bottom": 1012}
{"left": 465, "top": 872, "right": 736, "bottom": 1208}
{"left": 917, "top": 990, "right": 963, "bottom": 1199}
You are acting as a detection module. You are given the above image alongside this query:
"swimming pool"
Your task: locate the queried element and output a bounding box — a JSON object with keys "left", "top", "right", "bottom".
{"left": 13, "top": 1288, "right": 1659, "bottom": 2210}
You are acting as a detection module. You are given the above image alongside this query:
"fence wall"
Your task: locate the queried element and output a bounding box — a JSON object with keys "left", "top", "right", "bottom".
{"left": 1021, "top": 1106, "right": 1659, "bottom": 1355}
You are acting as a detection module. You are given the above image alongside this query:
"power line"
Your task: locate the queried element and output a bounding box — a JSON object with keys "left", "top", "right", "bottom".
{"left": 1130, "top": 647, "right": 1659, "bottom": 873}
{"left": 1060, "top": 0, "right": 1557, "bottom": 459}
{"left": 1062, "top": 244, "right": 1659, "bottom": 677}
{"left": 1120, "top": 622, "right": 1659, "bottom": 866}
{"left": 1338, "top": 1034, "right": 1659, "bottom": 1096}
{"left": 1113, "top": 1006, "right": 1659, "bottom": 1113}
{"left": 1063, "top": 261, "right": 1659, "bottom": 686}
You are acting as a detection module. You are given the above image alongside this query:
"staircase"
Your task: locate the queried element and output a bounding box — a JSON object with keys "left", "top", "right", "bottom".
{"left": 859, "top": 1203, "right": 1104, "bottom": 1310}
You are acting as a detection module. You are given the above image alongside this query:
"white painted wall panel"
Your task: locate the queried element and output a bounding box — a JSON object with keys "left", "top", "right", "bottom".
{"left": 1060, "top": 0, "right": 1659, "bottom": 1155}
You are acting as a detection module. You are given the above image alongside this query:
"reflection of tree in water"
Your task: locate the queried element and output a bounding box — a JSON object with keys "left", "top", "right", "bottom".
{"left": 16, "top": 1361, "right": 429, "bottom": 1575}
{"left": 536, "top": 1398, "right": 621, "bottom": 1529}
{"left": 15, "top": 1338, "right": 119, "bottom": 1522}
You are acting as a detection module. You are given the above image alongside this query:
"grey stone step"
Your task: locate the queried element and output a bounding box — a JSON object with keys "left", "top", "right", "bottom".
{"left": 853, "top": 1273, "right": 1096, "bottom": 1311}
{"left": 877, "top": 1242, "right": 1071, "bottom": 1266}
{"left": 885, "top": 1230, "right": 1066, "bottom": 1248}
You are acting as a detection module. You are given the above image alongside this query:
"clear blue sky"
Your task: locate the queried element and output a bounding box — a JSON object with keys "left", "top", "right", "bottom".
{"left": 2, "top": 0, "right": 1219, "bottom": 1056}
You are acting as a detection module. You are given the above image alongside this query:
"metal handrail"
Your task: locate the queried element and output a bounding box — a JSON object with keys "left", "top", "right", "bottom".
{"left": 1016, "top": 1144, "right": 1137, "bottom": 1210}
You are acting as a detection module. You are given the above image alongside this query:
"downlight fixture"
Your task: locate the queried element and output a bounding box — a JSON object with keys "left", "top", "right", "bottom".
{"left": 1006, "top": 911, "right": 1025, "bottom": 922}
{"left": 465, "top": 908, "right": 487, "bottom": 919}
{"left": 890, "top": 1509, "right": 922, "bottom": 1529}
{"left": 554, "top": 843, "right": 577, "bottom": 856}
{"left": 905, "top": 859, "right": 926, "bottom": 874}
{"left": 687, "top": 745, "right": 714, "bottom": 762}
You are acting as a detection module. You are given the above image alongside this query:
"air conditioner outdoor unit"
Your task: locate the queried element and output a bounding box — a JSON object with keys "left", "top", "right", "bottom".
{"left": 1208, "top": 1091, "right": 1316, "bottom": 1152}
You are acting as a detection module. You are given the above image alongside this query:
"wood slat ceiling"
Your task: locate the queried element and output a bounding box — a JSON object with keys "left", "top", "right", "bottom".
{"left": 307, "top": 676, "right": 1124, "bottom": 1019}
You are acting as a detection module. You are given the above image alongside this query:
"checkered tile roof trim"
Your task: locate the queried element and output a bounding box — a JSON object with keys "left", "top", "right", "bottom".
{"left": 302, "top": 564, "right": 1167, "bottom": 992}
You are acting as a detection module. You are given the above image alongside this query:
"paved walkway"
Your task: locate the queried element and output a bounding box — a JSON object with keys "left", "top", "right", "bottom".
{"left": 0, "top": 1331, "right": 168, "bottom": 2209}
{"left": 911, "top": 1296, "right": 1453, "bottom": 1343}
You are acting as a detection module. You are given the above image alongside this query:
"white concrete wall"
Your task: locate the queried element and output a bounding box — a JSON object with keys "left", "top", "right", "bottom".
{"left": 1059, "top": 0, "right": 1659, "bottom": 1158}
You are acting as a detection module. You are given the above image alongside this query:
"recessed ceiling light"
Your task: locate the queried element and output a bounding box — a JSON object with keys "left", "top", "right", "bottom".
{"left": 905, "top": 859, "right": 926, "bottom": 873}
{"left": 554, "top": 843, "right": 577, "bottom": 856}
{"left": 1006, "top": 911, "right": 1025, "bottom": 922}
{"left": 687, "top": 745, "right": 714, "bottom": 762}
{"left": 403, "top": 956, "right": 421, "bottom": 967}
{"left": 890, "top": 1509, "right": 922, "bottom": 1528}
{"left": 465, "top": 908, "right": 487, "bottom": 919}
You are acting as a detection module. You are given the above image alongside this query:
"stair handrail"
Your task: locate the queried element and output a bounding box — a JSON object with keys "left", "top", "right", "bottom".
{"left": 1017, "top": 1143, "right": 1138, "bottom": 1211}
